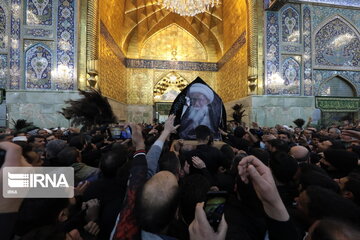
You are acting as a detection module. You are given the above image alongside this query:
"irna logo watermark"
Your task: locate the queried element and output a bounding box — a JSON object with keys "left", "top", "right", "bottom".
{"left": 3, "top": 167, "right": 74, "bottom": 198}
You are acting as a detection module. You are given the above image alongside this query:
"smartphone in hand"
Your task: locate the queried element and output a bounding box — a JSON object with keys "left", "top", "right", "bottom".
{"left": 204, "top": 191, "right": 227, "bottom": 231}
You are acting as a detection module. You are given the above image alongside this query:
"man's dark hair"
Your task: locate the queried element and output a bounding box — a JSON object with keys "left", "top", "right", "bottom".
{"left": 278, "top": 131, "right": 292, "bottom": 139}
{"left": 69, "top": 135, "right": 86, "bottom": 151}
{"left": 28, "top": 135, "right": 45, "bottom": 143}
{"left": 220, "top": 144, "right": 235, "bottom": 170}
{"left": 179, "top": 174, "right": 210, "bottom": 225}
{"left": 0, "top": 134, "right": 11, "bottom": 141}
{"left": 100, "top": 151, "right": 127, "bottom": 178}
{"left": 159, "top": 152, "right": 181, "bottom": 176}
{"left": 234, "top": 126, "right": 246, "bottom": 138}
{"left": 15, "top": 198, "right": 70, "bottom": 236}
{"left": 267, "top": 139, "right": 289, "bottom": 153}
{"left": 195, "top": 125, "right": 211, "bottom": 141}
{"left": 329, "top": 139, "right": 346, "bottom": 150}
{"left": 299, "top": 168, "right": 339, "bottom": 193}
{"left": 249, "top": 148, "right": 270, "bottom": 166}
{"left": 55, "top": 147, "right": 79, "bottom": 166}
{"left": 269, "top": 152, "right": 298, "bottom": 183}
{"left": 306, "top": 186, "right": 360, "bottom": 225}
{"left": 311, "top": 218, "right": 360, "bottom": 240}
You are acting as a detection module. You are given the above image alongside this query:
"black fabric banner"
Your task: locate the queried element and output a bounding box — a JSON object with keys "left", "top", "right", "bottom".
{"left": 170, "top": 77, "right": 226, "bottom": 140}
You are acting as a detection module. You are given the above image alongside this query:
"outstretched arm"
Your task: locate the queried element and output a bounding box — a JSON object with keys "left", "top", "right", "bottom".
{"left": 238, "top": 155, "right": 298, "bottom": 240}
{"left": 0, "top": 142, "right": 31, "bottom": 213}
{"left": 146, "top": 114, "right": 179, "bottom": 177}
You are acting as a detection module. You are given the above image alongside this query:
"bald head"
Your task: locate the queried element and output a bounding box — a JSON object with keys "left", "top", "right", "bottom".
{"left": 290, "top": 146, "right": 310, "bottom": 163}
{"left": 137, "top": 171, "right": 179, "bottom": 233}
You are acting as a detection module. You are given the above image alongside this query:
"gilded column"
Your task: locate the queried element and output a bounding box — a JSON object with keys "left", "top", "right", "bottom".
{"left": 77, "top": 0, "right": 88, "bottom": 90}
{"left": 247, "top": 0, "right": 263, "bottom": 95}
{"left": 86, "top": 0, "right": 99, "bottom": 88}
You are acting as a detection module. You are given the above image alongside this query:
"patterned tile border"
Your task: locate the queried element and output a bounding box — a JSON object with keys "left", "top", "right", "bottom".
{"left": 303, "top": 6, "right": 313, "bottom": 96}
{"left": 100, "top": 20, "right": 126, "bottom": 65}
{"left": 126, "top": 58, "right": 218, "bottom": 72}
{"left": 217, "top": 31, "right": 247, "bottom": 70}
{"left": 294, "top": 0, "right": 360, "bottom": 8}
{"left": 56, "top": 0, "right": 76, "bottom": 90}
{"left": 9, "top": 0, "right": 21, "bottom": 89}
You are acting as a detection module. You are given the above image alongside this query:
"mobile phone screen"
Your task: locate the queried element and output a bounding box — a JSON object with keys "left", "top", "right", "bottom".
{"left": 204, "top": 191, "right": 227, "bottom": 231}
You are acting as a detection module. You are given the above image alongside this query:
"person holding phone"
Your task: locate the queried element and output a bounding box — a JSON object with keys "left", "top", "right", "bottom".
{"left": 189, "top": 155, "right": 298, "bottom": 240}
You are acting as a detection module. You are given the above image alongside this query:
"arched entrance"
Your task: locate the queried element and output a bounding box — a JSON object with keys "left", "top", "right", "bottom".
{"left": 316, "top": 76, "right": 358, "bottom": 126}
{"left": 153, "top": 71, "right": 188, "bottom": 122}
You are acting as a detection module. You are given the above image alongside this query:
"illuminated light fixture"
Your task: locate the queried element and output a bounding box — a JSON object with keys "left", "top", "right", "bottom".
{"left": 157, "top": 0, "right": 220, "bottom": 17}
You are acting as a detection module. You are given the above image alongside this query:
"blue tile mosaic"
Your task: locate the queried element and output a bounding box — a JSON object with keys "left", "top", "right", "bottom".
{"left": 303, "top": 6, "right": 313, "bottom": 96}
{"left": 281, "top": 56, "right": 301, "bottom": 95}
{"left": 25, "top": 44, "right": 52, "bottom": 89}
{"left": 0, "top": 4, "right": 6, "bottom": 51}
{"left": 265, "top": 11, "right": 281, "bottom": 95}
{"left": 10, "top": 0, "right": 21, "bottom": 89}
{"left": 282, "top": 45, "right": 301, "bottom": 53}
{"left": 314, "top": 17, "right": 360, "bottom": 70}
{"left": 313, "top": 70, "right": 360, "bottom": 96}
{"left": 0, "top": 54, "right": 7, "bottom": 88}
{"left": 282, "top": 6, "right": 300, "bottom": 43}
{"left": 56, "top": 0, "right": 75, "bottom": 90}
{"left": 25, "top": 28, "right": 53, "bottom": 38}
{"left": 265, "top": 3, "right": 360, "bottom": 97}
{"left": 297, "top": 0, "right": 360, "bottom": 8}
{"left": 312, "top": 6, "right": 360, "bottom": 31}
{"left": 26, "top": 0, "right": 52, "bottom": 26}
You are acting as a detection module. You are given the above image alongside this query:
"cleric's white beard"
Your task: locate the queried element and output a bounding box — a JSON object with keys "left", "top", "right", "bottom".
{"left": 188, "top": 106, "right": 209, "bottom": 125}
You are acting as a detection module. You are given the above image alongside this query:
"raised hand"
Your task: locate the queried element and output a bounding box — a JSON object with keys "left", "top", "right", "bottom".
{"left": 164, "top": 114, "right": 180, "bottom": 134}
{"left": 192, "top": 156, "right": 206, "bottom": 169}
{"left": 189, "top": 202, "right": 227, "bottom": 240}
{"left": 238, "top": 155, "right": 289, "bottom": 221}
{"left": 130, "top": 123, "right": 145, "bottom": 150}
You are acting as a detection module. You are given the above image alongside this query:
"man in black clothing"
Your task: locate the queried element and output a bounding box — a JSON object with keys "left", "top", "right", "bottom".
{"left": 187, "top": 125, "right": 225, "bottom": 178}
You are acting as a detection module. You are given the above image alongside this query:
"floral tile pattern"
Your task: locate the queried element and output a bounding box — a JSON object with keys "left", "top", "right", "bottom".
{"left": 303, "top": 6, "right": 313, "bottom": 96}
{"left": 282, "top": 6, "right": 300, "bottom": 43}
{"left": 0, "top": 54, "right": 7, "bottom": 88}
{"left": 296, "top": 0, "right": 360, "bottom": 8}
{"left": 0, "top": 3, "right": 7, "bottom": 51}
{"left": 26, "top": 0, "right": 52, "bottom": 26}
{"left": 25, "top": 44, "right": 52, "bottom": 89}
{"left": 56, "top": 0, "right": 75, "bottom": 90}
{"left": 265, "top": 11, "right": 280, "bottom": 95}
{"left": 282, "top": 56, "right": 301, "bottom": 95}
{"left": 314, "top": 17, "right": 360, "bottom": 70}
{"left": 10, "top": 0, "right": 21, "bottom": 89}
{"left": 265, "top": 2, "right": 360, "bottom": 97}
{"left": 313, "top": 70, "right": 360, "bottom": 96}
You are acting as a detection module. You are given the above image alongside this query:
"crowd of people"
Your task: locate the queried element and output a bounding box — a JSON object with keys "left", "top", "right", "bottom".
{"left": 1, "top": 115, "right": 360, "bottom": 240}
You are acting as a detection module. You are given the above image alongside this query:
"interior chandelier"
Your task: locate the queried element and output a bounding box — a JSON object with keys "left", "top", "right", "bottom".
{"left": 158, "top": 0, "right": 220, "bottom": 17}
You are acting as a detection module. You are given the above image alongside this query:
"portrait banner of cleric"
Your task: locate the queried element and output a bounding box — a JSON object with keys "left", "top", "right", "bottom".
{"left": 170, "top": 77, "right": 226, "bottom": 140}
